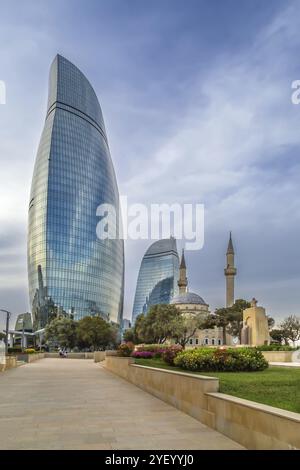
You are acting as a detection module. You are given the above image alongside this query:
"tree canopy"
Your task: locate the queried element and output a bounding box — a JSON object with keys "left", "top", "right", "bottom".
{"left": 44, "top": 315, "right": 119, "bottom": 350}
{"left": 77, "top": 316, "right": 118, "bottom": 350}
{"left": 279, "top": 315, "right": 300, "bottom": 346}
{"left": 134, "top": 304, "right": 182, "bottom": 344}
{"left": 44, "top": 316, "right": 77, "bottom": 349}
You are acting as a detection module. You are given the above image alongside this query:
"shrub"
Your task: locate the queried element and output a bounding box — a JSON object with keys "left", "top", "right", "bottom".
{"left": 8, "top": 347, "right": 22, "bottom": 354}
{"left": 135, "top": 344, "right": 167, "bottom": 358}
{"left": 174, "top": 347, "right": 268, "bottom": 372}
{"left": 24, "top": 348, "right": 36, "bottom": 354}
{"left": 131, "top": 351, "right": 155, "bottom": 359}
{"left": 257, "top": 344, "right": 295, "bottom": 351}
{"left": 162, "top": 345, "right": 183, "bottom": 365}
{"left": 117, "top": 342, "right": 135, "bottom": 357}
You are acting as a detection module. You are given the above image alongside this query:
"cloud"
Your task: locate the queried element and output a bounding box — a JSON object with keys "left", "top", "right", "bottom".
{"left": 0, "top": 0, "right": 299, "bottom": 323}
{"left": 121, "top": 0, "right": 300, "bottom": 319}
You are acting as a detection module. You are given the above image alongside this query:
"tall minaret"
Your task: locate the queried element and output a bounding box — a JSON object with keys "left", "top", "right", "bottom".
{"left": 224, "top": 232, "right": 237, "bottom": 307}
{"left": 178, "top": 249, "right": 188, "bottom": 294}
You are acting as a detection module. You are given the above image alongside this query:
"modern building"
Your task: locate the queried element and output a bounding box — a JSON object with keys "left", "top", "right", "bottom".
{"left": 122, "top": 318, "right": 131, "bottom": 331}
{"left": 28, "top": 55, "right": 124, "bottom": 328}
{"left": 132, "top": 238, "right": 179, "bottom": 323}
{"left": 15, "top": 312, "right": 33, "bottom": 333}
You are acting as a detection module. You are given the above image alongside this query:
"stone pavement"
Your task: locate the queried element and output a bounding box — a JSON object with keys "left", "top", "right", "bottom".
{"left": 270, "top": 362, "right": 300, "bottom": 367}
{"left": 0, "top": 359, "right": 244, "bottom": 450}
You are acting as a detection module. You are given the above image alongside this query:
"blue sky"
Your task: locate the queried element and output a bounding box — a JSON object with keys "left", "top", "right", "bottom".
{"left": 0, "top": 0, "right": 300, "bottom": 327}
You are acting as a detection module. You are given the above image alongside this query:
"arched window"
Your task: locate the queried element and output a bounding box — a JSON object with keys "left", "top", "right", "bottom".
{"left": 204, "top": 338, "right": 209, "bottom": 345}
{"left": 195, "top": 338, "right": 199, "bottom": 345}
{"left": 218, "top": 339, "right": 222, "bottom": 345}
{"left": 189, "top": 338, "right": 193, "bottom": 345}
{"left": 211, "top": 338, "right": 215, "bottom": 346}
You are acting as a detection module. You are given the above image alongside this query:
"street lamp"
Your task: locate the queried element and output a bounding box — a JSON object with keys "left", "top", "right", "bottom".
{"left": 0, "top": 309, "right": 11, "bottom": 355}
{"left": 21, "top": 315, "right": 25, "bottom": 352}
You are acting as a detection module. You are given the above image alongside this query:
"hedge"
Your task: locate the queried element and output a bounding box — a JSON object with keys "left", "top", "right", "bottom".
{"left": 174, "top": 347, "right": 268, "bottom": 372}
{"left": 257, "top": 344, "right": 295, "bottom": 351}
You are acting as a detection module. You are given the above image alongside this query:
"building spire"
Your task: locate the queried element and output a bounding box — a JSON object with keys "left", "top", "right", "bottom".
{"left": 178, "top": 249, "right": 188, "bottom": 294}
{"left": 227, "top": 231, "right": 234, "bottom": 255}
{"left": 180, "top": 248, "right": 186, "bottom": 269}
{"left": 224, "top": 232, "right": 237, "bottom": 307}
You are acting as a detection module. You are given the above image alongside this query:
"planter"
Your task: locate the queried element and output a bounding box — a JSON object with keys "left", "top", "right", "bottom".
{"left": 262, "top": 351, "right": 293, "bottom": 363}
{"left": 16, "top": 353, "right": 45, "bottom": 363}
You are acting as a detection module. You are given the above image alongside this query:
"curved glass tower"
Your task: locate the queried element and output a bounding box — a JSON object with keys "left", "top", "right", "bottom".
{"left": 132, "top": 238, "right": 179, "bottom": 323}
{"left": 28, "top": 55, "right": 124, "bottom": 328}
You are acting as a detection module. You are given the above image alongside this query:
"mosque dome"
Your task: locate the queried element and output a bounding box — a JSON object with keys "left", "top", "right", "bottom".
{"left": 171, "top": 292, "right": 207, "bottom": 306}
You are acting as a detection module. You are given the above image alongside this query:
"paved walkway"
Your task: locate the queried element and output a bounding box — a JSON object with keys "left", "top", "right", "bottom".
{"left": 0, "top": 359, "right": 243, "bottom": 450}
{"left": 270, "top": 362, "right": 300, "bottom": 367}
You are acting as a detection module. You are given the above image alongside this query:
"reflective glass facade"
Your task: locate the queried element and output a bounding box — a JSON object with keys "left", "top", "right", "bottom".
{"left": 132, "top": 238, "right": 179, "bottom": 323}
{"left": 28, "top": 55, "right": 124, "bottom": 328}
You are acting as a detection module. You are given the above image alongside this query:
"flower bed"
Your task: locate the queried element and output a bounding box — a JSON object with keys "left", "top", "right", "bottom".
{"left": 117, "top": 342, "right": 135, "bottom": 357}
{"left": 131, "top": 351, "right": 156, "bottom": 359}
{"left": 135, "top": 344, "right": 167, "bottom": 358}
{"left": 174, "top": 347, "right": 268, "bottom": 372}
{"left": 133, "top": 344, "right": 183, "bottom": 362}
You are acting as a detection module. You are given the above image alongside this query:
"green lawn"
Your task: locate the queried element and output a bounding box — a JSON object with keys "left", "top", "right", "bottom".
{"left": 134, "top": 358, "right": 300, "bottom": 413}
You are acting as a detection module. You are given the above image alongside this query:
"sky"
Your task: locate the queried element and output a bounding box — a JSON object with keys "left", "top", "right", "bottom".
{"left": 0, "top": 0, "right": 300, "bottom": 329}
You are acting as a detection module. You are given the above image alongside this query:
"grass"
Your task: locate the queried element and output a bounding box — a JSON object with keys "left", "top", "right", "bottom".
{"left": 134, "top": 358, "right": 300, "bottom": 413}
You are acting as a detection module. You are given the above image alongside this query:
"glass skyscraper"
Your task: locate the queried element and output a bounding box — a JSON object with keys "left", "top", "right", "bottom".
{"left": 28, "top": 55, "right": 124, "bottom": 328}
{"left": 132, "top": 238, "right": 179, "bottom": 323}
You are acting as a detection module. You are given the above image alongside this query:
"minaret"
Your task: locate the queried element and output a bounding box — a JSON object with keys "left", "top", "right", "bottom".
{"left": 224, "top": 232, "right": 237, "bottom": 307}
{"left": 178, "top": 249, "right": 188, "bottom": 294}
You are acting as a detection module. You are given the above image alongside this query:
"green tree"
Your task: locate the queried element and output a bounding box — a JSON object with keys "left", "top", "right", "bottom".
{"left": 44, "top": 316, "right": 77, "bottom": 349}
{"left": 77, "top": 316, "right": 117, "bottom": 350}
{"left": 133, "top": 313, "right": 148, "bottom": 344}
{"left": 267, "top": 316, "right": 275, "bottom": 330}
{"left": 123, "top": 328, "right": 138, "bottom": 343}
{"left": 280, "top": 315, "right": 300, "bottom": 346}
{"left": 200, "top": 299, "right": 251, "bottom": 344}
{"left": 135, "top": 305, "right": 182, "bottom": 344}
{"left": 0, "top": 332, "right": 5, "bottom": 341}
{"left": 173, "top": 312, "right": 205, "bottom": 348}
{"left": 269, "top": 328, "right": 287, "bottom": 345}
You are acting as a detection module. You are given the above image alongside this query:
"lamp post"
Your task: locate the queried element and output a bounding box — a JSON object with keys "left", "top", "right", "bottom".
{"left": 21, "top": 315, "right": 25, "bottom": 352}
{"left": 0, "top": 309, "right": 11, "bottom": 355}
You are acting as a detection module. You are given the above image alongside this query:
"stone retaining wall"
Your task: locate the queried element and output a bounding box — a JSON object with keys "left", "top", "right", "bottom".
{"left": 17, "top": 353, "right": 45, "bottom": 363}
{"left": 207, "top": 393, "right": 300, "bottom": 450}
{"left": 103, "top": 356, "right": 300, "bottom": 450}
{"left": 262, "top": 351, "right": 293, "bottom": 362}
{"left": 0, "top": 356, "right": 17, "bottom": 371}
{"left": 94, "top": 351, "right": 106, "bottom": 362}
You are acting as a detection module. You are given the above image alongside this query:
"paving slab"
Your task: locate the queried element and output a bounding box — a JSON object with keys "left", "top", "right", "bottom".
{"left": 270, "top": 362, "right": 300, "bottom": 367}
{"left": 0, "top": 358, "right": 244, "bottom": 450}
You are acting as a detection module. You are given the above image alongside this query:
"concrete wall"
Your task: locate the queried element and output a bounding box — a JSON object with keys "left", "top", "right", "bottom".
{"left": 262, "top": 351, "right": 293, "bottom": 362}
{"left": 207, "top": 393, "right": 300, "bottom": 450}
{"left": 1, "top": 356, "right": 17, "bottom": 371}
{"left": 94, "top": 351, "right": 106, "bottom": 362}
{"left": 17, "top": 353, "right": 45, "bottom": 363}
{"left": 104, "top": 356, "right": 300, "bottom": 450}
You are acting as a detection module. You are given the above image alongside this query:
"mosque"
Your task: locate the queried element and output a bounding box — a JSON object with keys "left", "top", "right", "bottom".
{"left": 170, "top": 233, "right": 237, "bottom": 347}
